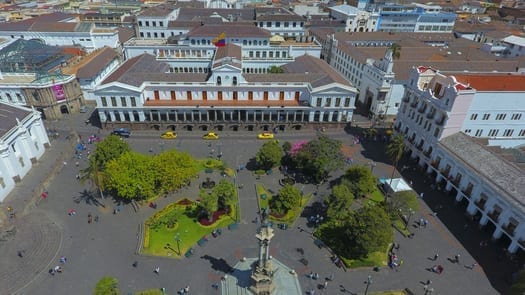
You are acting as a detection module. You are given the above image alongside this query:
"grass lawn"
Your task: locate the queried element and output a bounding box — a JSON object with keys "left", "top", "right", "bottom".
{"left": 341, "top": 249, "right": 388, "bottom": 268}
{"left": 255, "top": 183, "right": 309, "bottom": 226}
{"left": 392, "top": 219, "right": 411, "bottom": 237}
{"left": 255, "top": 183, "right": 271, "bottom": 210}
{"left": 270, "top": 195, "right": 310, "bottom": 225}
{"left": 143, "top": 201, "right": 236, "bottom": 258}
{"left": 369, "top": 189, "right": 385, "bottom": 203}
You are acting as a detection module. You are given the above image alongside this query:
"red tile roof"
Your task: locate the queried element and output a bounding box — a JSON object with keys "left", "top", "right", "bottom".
{"left": 452, "top": 73, "right": 525, "bottom": 91}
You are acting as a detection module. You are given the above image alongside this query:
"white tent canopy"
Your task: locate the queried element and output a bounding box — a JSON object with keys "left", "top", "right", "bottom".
{"left": 379, "top": 178, "right": 413, "bottom": 193}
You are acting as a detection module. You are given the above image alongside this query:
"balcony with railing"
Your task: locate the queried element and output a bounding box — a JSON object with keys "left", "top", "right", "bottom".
{"left": 426, "top": 111, "right": 435, "bottom": 119}
{"left": 418, "top": 105, "right": 427, "bottom": 113}
{"left": 503, "top": 223, "right": 517, "bottom": 237}
{"left": 435, "top": 116, "right": 446, "bottom": 126}
{"left": 416, "top": 142, "right": 424, "bottom": 150}
{"left": 519, "top": 239, "right": 525, "bottom": 248}
{"left": 431, "top": 160, "right": 440, "bottom": 168}
{"left": 440, "top": 167, "right": 450, "bottom": 176}
{"left": 408, "top": 136, "right": 416, "bottom": 144}
{"left": 475, "top": 198, "right": 487, "bottom": 210}
{"left": 452, "top": 177, "right": 461, "bottom": 187}
{"left": 403, "top": 95, "right": 410, "bottom": 103}
{"left": 423, "top": 149, "right": 432, "bottom": 158}
{"left": 461, "top": 185, "right": 473, "bottom": 197}
{"left": 410, "top": 101, "right": 418, "bottom": 108}
{"left": 487, "top": 210, "right": 501, "bottom": 223}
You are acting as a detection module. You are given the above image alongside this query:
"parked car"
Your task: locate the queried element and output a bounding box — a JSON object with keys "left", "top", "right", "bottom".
{"left": 257, "top": 132, "right": 274, "bottom": 139}
{"left": 203, "top": 132, "right": 219, "bottom": 140}
{"left": 160, "top": 131, "right": 177, "bottom": 139}
{"left": 112, "top": 128, "right": 131, "bottom": 138}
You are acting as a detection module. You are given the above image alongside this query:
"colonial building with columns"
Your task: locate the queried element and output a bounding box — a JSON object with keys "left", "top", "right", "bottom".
{"left": 94, "top": 44, "right": 357, "bottom": 131}
{"left": 395, "top": 66, "right": 525, "bottom": 254}
{"left": 0, "top": 103, "right": 50, "bottom": 202}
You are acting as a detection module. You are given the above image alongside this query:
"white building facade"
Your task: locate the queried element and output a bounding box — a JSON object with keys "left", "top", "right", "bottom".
{"left": 394, "top": 67, "right": 525, "bottom": 254}
{"left": 0, "top": 103, "right": 50, "bottom": 202}
{"left": 93, "top": 50, "right": 357, "bottom": 130}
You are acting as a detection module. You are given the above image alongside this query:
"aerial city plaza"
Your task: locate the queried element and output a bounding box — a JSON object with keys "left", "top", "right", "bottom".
{"left": 0, "top": 0, "right": 524, "bottom": 294}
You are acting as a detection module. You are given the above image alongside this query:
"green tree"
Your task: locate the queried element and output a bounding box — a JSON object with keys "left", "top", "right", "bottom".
{"left": 325, "top": 184, "right": 354, "bottom": 222}
{"left": 199, "top": 190, "right": 218, "bottom": 220}
{"left": 80, "top": 164, "right": 107, "bottom": 199}
{"left": 389, "top": 43, "right": 401, "bottom": 60}
{"left": 293, "top": 136, "right": 345, "bottom": 183}
{"left": 341, "top": 205, "right": 393, "bottom": 259}
{"left": 105, "top": 152, "right": 157, "bottom": 200}
{"left": 510, "top": 270, "right": 525, "bottom": 295}
{"left": 342, "top": 166, "right": 377, "bottom": 198}
{"left": 89, "top": 134, "right": 130, "bottom": 170}
{"left": 383, "top": 190, "right": 419, "bottom": 221}
{"left": 282, "top": 141, "right": 292, "bottom": 154}
{"left": 81, "top": 135, "right": 130, "bottom": 199}
{"left": 268, "top": 65, "right": 284, "bottom": 73}
{"left": 256, "top": 140, "right": 283, "bottom": 170}
{"left": 153, "top": 150, "right": 199, "bottom": 194}
{"left": 386, "top": 134, "right": 406, "bottom": 194}
{"left": 271, "top": 184, "right": 301, "bottom": 214}
{"left": 213, "top": 179, "right": 236, "bottom": 210}
{"left": 94, "top": 276, "right": 119, "bottom": 295}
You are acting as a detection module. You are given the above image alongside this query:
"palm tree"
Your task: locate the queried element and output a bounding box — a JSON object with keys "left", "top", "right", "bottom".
{"left": 389, "top": 43, "right": 401, "bottom": 60}
{"left": 80, "top": 164, "right": 107, "bottom": 200}
{"left": 385, "top": 134, "right": 406, "bottom": 195}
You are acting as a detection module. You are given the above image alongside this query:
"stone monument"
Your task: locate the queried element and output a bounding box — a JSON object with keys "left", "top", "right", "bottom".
{"left": 250, "top": 209, "right": 276, "bottom": 295}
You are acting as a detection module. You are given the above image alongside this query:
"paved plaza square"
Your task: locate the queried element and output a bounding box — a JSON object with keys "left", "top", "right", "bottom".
{"left": 0, "top": 113, "right": 515, "bottom": 295}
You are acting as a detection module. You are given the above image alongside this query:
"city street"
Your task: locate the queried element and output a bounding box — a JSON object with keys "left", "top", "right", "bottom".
{"left": 0, "top": 111, "right": 507, "bottom": 295}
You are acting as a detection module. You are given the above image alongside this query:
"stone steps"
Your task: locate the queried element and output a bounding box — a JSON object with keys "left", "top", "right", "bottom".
{"left": 0, "top": 212, "right": 61, "bottom": 294}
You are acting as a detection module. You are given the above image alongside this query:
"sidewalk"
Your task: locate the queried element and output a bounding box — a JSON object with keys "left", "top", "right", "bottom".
{"left": 0, "top": 134, "right": 77, "bottom": 294}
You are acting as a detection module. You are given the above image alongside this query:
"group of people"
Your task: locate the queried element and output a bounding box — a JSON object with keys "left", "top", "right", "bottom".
{"left": 49, "top": 256, "right": 67, "bottom": 276}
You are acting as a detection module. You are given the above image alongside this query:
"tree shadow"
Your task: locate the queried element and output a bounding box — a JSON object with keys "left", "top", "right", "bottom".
{"left": 201, "top": 254, "right": 235, "bottom": 273}
{"left": 245, "top": 158, "right": 258, "bottom": 171}
{"left": 74, "top": 189, "right": 105, "bottom": 207}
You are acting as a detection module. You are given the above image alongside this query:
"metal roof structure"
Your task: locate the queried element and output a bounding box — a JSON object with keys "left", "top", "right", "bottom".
{"left": 0, "top": 39, "right": 71, "bottom": 73}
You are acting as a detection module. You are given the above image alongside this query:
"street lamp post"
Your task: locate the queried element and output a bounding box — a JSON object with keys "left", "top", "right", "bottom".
{"left": 369, "top": 161, "right": 376, "bottom": 174}
{"left": 174, "top": 233, "right": 181, "bottom": 255}
{"left": 405, "top": 208, "right": 415, "bottom": 230}
{"left": 364, "top": 275, "right": 373, "bottom": 295}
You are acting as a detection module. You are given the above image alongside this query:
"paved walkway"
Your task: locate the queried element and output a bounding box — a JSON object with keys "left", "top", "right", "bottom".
{"left": 0, "top": 132, "right": 75, "bottom": 294}
{"left": 0, "top": 115, "right": 511, "bottom": 294}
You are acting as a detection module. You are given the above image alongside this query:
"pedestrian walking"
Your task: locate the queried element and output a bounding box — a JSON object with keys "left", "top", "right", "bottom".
{"left": 154, "top": 266, "right": 160, "bottom": 274}
{"left": 323, "top": 281, "right": 328, "bottom": 289}
{"left": 426, "top": 279, "right": 432, "bottom": 285}
{"left": 60, "top": 256, "right": 67, "bottom": 263}
{"left": 419, "top": 192, "right": 424, "bottom": 199}
{"left": 314, "top": 273, "right": 319, "bottom": 280}
{"left": 328, "top": 273, "right": 334, "bottom": 281}
{"left": 433, "top": 253, "right": 439, "bottom": 261}
{"left": 468, "top": 263, "right": 477, "bottom": 270}
{"left": 17, "top": 250, "right": 24, "bottom": 258}
{"left": 455, "top": 254, "right": 460, "bottom": 263}
{"left": 132, "top": 261, "right": 138, "bottom": 268}
{"left": 184, "top": 286, "right": 190, "bottom": 293}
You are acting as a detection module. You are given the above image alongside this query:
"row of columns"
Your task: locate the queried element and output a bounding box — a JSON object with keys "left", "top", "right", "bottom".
{"left": 422, "top": 155, "right": 523, "bottom": 254}
{"left": 101, "top": 109, "right": 350, "bottom": 123}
